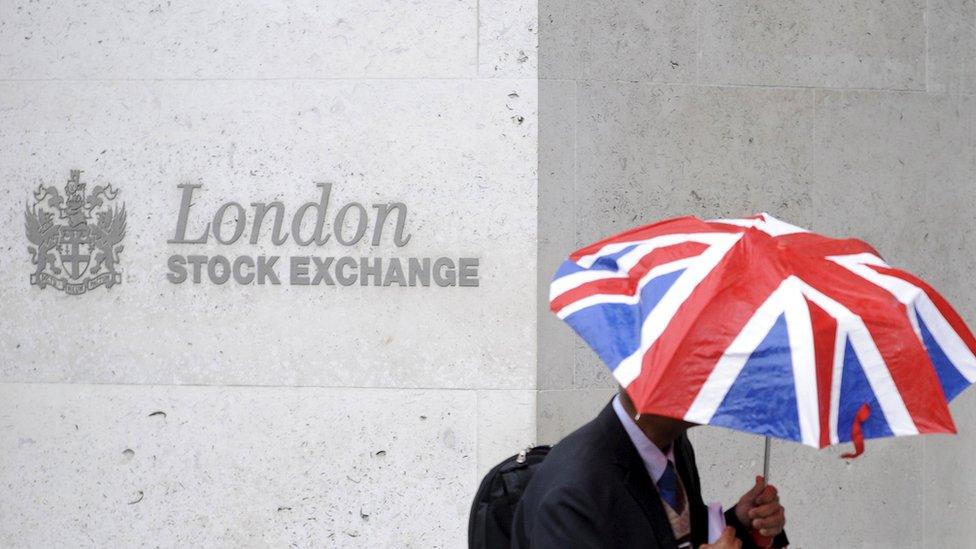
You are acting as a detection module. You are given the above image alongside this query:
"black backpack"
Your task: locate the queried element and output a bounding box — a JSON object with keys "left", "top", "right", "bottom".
{"left": 468, "top": 445, "right": 552, "bottom": 549}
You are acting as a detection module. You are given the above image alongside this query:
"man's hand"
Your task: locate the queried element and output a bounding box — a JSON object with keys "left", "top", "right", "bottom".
{"left": 701, "top": 526, "right": 742, "bottom": 549}
{"left": 734, "top": 475, "right": 786, "bottom": 538}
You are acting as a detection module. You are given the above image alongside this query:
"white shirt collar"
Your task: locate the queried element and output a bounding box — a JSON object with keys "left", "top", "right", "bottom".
{"left": 612, "top": 394, "right": 675, "bottom": 483}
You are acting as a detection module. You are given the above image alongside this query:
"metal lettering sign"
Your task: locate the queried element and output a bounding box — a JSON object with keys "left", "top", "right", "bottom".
{"left": 25, "top": 170, "right": 126, "bottom": 295}
{"left": 165, "top": 183, "right": 480, "bottom": 287}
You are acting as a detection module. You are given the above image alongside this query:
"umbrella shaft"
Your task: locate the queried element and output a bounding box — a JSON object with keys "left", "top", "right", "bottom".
{"left": 762, "top": 436, "right": 771, "bottom": 482}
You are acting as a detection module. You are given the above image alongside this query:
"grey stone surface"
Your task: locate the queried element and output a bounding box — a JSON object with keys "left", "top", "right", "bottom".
{"left": 579, "top": 0, "right": 697, "bottom": 83}
{"left": 924, "top": 396, "right": 976, "bottom": 547}
{"left": 480, "top": 0, "right": 538, "bottom": 78}
{"left": 0, "top": 0, "right": 478, "bottom": 79}
{"left": 0, "top": 78, "right": 537, "bottom": 390}
{"left": 575, "top": 81, "right": 815, "bottom": 255}
{"left": 538, "top": 79, "right": 577, "bottom": 390}
{"left": 699, "top": 0, "right": 926, "bottom": 90}
{"left": 538, "top": 0, "right": 696, "bottom": 82}
{"left": 476, "top": 389, "right": 536, "bottom": 474}
{"left": 538, "top": 0, "right": 580, "bottom": 80}
{"left": 927, "top": 0, "right": 976, "bottom": 94}
{"left": 537, "top": 388, "right": 615, "bottom": 443}
{"left": 0, "top": 383, "right": 476, "bottom": 547}
{"left": 574, "top": 338, "right": 619, "bottom": 390}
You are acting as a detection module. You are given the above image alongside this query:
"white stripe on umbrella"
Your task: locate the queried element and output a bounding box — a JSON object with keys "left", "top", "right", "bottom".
{"left": 783, "top": 278, "right": 820, "bottom": 447}
{"left": 917, "top": 296, "right": 976, "bottom": 382}
{"left": 829, "top": 313, "right": 847, "bottom": 445}
{"left": 709, "top": 213, "right": 809, "bottom": 237}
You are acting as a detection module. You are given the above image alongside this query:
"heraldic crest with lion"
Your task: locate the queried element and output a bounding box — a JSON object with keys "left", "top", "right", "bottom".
{"left": 25, "top": 170, "right": 126, "bottom": 295}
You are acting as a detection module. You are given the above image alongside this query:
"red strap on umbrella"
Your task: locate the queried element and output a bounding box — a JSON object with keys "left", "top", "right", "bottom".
{"left": 841, "top": 403, "right": 871, "bottom": 459}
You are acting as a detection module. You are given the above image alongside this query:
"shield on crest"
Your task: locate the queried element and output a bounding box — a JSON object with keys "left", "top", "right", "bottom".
{"left": 58, "top": 225, "right": 92, "bottom": 280}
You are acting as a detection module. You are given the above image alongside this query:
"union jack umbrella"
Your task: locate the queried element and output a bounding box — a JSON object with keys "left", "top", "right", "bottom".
{"left": 550, "top": 213, "right": 976, "bottom": 458}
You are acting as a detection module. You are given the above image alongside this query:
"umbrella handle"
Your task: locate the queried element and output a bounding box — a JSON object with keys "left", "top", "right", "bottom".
{"left": 748, "top": 436, "right": 775, "bottom": 548}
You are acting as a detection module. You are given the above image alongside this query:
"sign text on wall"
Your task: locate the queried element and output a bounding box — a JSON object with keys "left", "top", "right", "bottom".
{"left": 166, "top": 183, "right": 479, "bottom": 287}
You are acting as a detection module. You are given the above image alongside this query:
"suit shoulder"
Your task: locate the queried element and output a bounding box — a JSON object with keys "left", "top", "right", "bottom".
{"left": 527, "top": 418, "right": 617, "bottom": 497}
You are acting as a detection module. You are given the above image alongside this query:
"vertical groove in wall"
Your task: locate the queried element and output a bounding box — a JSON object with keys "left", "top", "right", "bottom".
{"left": 571, "top": 77, "right": 579, "bottom": 390}
{"left": 924, "top": 0, "right": 931, "bottom": 93}
{"left": 475, "top": 389, "right": 481, "bottom": 489}
{"left": 695, "top": 0, "right": 702, "bottom": 85}
{"left": 476, "top": 0, "right": 481, "bottom": 77}
{"left": 811, "top": 87, "right": 818, "bottom": 207}
{"left": 922, "top": 436, "right": 927, "bottom": 549}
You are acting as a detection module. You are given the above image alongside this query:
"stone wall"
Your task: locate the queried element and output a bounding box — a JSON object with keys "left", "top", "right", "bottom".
{"left": 0, "top": 1, "right": 536, "bottom": 546}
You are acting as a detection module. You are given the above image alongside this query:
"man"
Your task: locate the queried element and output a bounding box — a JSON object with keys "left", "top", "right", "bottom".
{"left": 511, "top": 388, "right": 788, "bottom": 549}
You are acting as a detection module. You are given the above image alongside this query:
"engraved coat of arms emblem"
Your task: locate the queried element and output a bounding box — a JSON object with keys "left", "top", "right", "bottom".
{"left": 25, "top": 170, "right": 126, "bottom": 294}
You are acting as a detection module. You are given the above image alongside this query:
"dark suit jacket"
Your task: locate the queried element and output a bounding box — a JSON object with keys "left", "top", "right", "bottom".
{"left": 510, "top": 401, "right": 788, "bottom": 549}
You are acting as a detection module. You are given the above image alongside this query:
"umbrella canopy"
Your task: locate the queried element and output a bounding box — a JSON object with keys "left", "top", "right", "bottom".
{"left": 550, "top": 213, "right": 976, "bottom": 453}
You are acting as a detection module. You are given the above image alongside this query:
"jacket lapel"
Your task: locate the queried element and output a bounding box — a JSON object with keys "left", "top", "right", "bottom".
{"left": 597, "top": 402, "right": 679, "bottom": 549}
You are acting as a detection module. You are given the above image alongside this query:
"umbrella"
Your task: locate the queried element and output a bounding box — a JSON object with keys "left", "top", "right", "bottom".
{"left": 549, "top": 213, "right": 976, "bottom": 462}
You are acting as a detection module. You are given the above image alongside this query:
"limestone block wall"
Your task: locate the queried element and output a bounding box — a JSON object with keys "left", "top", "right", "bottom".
{"left": 538, "top": 1, "right": 976, "bottom": 547}
{"left": 0, "top": 1, "right": 537, "bottom": 546}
